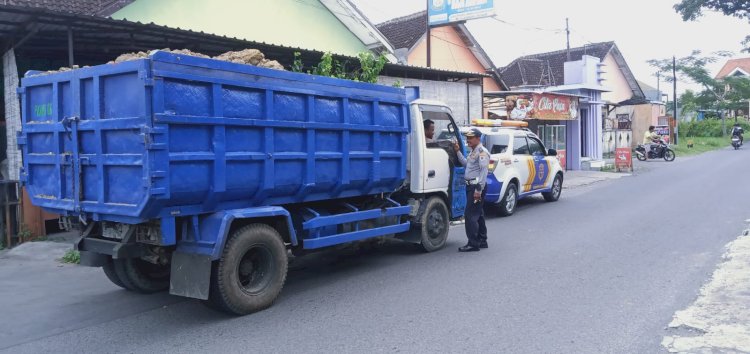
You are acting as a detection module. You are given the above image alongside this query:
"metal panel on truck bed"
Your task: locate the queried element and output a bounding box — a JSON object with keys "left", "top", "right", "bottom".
{"left": 19, "top": 51, "right": 409, "bottom": 222}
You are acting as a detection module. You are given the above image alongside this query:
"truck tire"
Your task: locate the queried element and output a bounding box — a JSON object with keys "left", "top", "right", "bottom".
{"left": 207, "top": 224, "right": 288, "bottom": 315}
{"left": 113, "top": 257, "right": 170, "bottom": 293}
{"left": 419, "top": 197, "right": 450, "bottom": 252}
{"left": 102, "top": 259, "right": 127, "bottom": 289}
{"left": 498, "top": 183, "right": 518, "bottom": 217}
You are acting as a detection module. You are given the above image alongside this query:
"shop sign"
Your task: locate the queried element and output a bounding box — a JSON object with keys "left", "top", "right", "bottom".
{"left": 505, "top": 93, "right": 580, "bottom": 121}
{"left": 428, "top": 0, "right": 495, "bottom": 26}
{"left": 655, "top": 125, "right": 670, "bottom": 136}
{"left": 615, "top": 147, "right": 632, "bottom": 172}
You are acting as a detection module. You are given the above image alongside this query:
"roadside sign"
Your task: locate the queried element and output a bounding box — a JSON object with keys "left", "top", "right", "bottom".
{"left": 428, "top": 0, "right": 495, "bottom": 26}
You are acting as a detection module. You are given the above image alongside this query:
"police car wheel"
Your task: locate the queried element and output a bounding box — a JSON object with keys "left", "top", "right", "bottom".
{"left": 419, "top": 197, "right": 449, "bottom": 252}
{"left": 543, "top": 174, "right": 563, "bottom": 202}
{"left": 498, "top": 183, "right": 518, "bottom": 217}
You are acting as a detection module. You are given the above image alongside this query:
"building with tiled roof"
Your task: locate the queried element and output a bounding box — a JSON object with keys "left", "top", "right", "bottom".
{"left": 715, "top": 57, "right": 750, "bottom": 79}
{"left": 499, "top": 42, "right": 644, "bottom": 105}
{"left": 3, "top": 0, "right": 133, "bottom": 16}
{"left": 375, "top": 10, "right": 504, "bottom": 92}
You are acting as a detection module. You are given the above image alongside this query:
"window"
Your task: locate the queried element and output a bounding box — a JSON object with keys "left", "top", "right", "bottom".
{"left": 528, "top": 137, "right": 546, "bottom": 155}
{"left": 513, "top": 136, "right": 530, "bottom": 155}
{"left": 422, "top": 111, "right": 458, "bottom": 147}
{"left": 486, "top": 134, "right": 510, "bottom": 154}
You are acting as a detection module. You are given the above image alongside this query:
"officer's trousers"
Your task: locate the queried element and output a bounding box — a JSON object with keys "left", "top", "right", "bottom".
{"left": 464, "top": 184, "right": 487, "bottom": 248}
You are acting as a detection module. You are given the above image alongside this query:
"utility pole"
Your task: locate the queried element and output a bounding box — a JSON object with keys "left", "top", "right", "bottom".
{"left": 566, "top": 18, "right": 571, "bottom": 61}
{"left": 656, "top": 71, "right": 660, "bottom": 102}
{"left": 673, "top": 56, "right": 679, "bottom": 144}
{"left": 426, "top": 0, "right": 431, "bottom": 68}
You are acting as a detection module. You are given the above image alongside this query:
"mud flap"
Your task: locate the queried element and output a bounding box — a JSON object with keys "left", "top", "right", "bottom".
{"left": 169, "top": 251, "right": 212, "bottom": 300}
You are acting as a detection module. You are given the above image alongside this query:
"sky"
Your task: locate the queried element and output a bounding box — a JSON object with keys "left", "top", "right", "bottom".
{"left": 350, "top": 0, "right": 750, "bottom": 96}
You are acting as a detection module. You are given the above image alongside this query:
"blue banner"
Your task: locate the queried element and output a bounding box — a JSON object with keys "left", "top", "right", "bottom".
{"left": 428, "top": 0, "right": 495, "bottom": 26}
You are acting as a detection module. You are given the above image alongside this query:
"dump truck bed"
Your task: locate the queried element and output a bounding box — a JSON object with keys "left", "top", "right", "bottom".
{"left": 19, "top": 51, "right": 409, "bottom": 223}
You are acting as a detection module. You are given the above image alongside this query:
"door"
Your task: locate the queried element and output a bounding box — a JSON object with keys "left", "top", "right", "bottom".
{"left": 527, "top": 136, "right": 552, "bottom": 190}
{"left": 542, "top": 125, "right": 567, "bottom": 170}
{"left": 512, "top": 135, "right": 532, "bottom": 193}
{"left": 419, "top": 109, "right": 466, "bottom": 217}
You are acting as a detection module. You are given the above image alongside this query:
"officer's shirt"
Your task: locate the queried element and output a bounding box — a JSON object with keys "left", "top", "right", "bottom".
{"left": 457, "top": 143, "right": 490, "bottom": 191}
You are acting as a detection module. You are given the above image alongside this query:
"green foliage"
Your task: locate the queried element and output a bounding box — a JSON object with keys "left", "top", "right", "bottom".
{"left": 291, "top": 51, "right": 387, "bottom": 84}
{"left": 291, "top": 52, "right": 304, "bottom": 73}
{"left": 674, "top": 0, "right": 750, "bottom": 51}
{"left": 356, "top": 52, "right": 387, "bottom": 83}
{"left": 61, "top": 249, "right": 80, "bottom": 264}
{"left": 649, "top": 51, "right": 750, "bottom": 111}
{"left": 0, "top": 239, "right": 5, "bottom": 250}
{"left": 392, "top": 80, "right": 403, "bottom": 88}
{"left": 679, "top": 119, "right": 750, "bottom": 137}
{"left": 18, "top": 224, "right": 32, "bottom": 242}
{"left": 312, "top": 52, "right": 334, "bottom": 77}
{"left": 672, "top": 136, "right": 726, "bottom": 156}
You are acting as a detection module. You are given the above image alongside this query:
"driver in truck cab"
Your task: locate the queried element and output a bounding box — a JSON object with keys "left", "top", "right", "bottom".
{"left": 424, "top": 119, "right": 436, "bottom": 143}
{"left": 454, "top": 128, "right": 490, "bottom": 253}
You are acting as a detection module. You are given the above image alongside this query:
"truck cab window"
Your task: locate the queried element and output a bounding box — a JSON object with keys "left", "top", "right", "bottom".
{"left": 422, "top": 111, "right": 459, "bottom": 148}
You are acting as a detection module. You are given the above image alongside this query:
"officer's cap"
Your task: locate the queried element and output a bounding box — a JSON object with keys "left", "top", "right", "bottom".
{"left": 465, "top": 128, "right": 482, "bottom": 138}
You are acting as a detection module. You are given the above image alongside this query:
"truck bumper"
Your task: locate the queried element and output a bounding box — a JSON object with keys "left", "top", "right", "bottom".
{"left": 76, "top": 237, "right": 146, "bottom": 267}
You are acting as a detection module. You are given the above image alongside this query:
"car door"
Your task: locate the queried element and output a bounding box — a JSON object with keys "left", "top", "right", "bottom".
{"left": 527, "top": 136, "right": 552, "bottom": 191}
{"left": 512, "top": 135, "right": 532, "bottom": 193}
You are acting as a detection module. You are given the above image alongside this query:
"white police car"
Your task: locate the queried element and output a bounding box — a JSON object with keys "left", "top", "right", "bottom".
{"left": 460, "top": 120, "right": 564, "bottom": 216}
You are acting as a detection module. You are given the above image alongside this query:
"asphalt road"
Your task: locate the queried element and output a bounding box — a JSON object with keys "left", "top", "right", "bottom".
{"left": 1, "top": 146, "right": 748, "bottom": 354}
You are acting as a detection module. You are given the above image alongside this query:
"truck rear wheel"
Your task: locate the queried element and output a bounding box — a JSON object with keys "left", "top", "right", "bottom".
{"left": 419, "top": 197, "right": 450, "bottom": 252}
{"left": 102, "top": 259, "right": 127, "bottom": 289}
{"left": 113, "top": 257, "right": 170, "bottom": 293}
{"left": 207, "top": 224, "right": 288, "bottom": 315}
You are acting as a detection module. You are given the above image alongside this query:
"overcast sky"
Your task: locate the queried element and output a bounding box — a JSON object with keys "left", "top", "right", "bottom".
{"left": 351, "top": 0, "right": 750, "bottom": 95}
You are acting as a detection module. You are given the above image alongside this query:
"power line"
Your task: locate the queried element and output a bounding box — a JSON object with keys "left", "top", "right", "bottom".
{"left": 490, "top": 16, "right": 565, "bottom": 33}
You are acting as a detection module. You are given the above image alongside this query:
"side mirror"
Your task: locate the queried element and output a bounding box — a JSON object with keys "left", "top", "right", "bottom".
{"left": 548, "top": 149, "right": 558, "bottom": 156}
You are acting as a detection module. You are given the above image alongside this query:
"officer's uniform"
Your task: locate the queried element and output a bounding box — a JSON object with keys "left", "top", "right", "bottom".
{"left": 456, "top": 129, "right": 490, "bottom": 251}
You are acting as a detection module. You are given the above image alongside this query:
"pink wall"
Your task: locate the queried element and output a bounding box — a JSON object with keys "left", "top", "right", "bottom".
{"left": 408, "top": 26, "right": 501, "bottom": 92}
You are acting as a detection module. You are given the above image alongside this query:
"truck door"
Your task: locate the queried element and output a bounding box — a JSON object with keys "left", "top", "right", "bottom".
{"left": 418, "top": 107, "right": 466, "bottom": 217}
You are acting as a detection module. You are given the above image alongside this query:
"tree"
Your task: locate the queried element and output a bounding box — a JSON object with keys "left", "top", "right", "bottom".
{"left": 675, "top": 0, "right": 750, "bottom": 21}
{"left": 649, "top": 50, "right": 750, "bottom": 133}
{"left": 674, "top": 0, "right": 750, "bottom": 50}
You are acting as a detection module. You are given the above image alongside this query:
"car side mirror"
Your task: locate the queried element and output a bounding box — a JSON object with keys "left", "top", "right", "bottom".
{"left": 548, "top": 149, "right": 557, "bottom": 156}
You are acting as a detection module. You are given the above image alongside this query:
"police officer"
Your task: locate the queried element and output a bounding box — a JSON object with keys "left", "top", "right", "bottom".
{"left": 454, "top": 128, "right": 490, "bottom": 252}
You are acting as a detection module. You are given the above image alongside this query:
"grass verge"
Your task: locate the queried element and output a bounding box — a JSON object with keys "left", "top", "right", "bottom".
{"left": 671, "top": 137, "right": 727, "bottom": 156}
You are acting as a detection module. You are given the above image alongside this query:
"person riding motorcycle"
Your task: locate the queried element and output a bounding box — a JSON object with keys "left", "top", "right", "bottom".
{"left": 731, "top": 123, "right": 744, "bottom": 146}
{"left": 642, "top": 126, "right": 661, "bottom": 156}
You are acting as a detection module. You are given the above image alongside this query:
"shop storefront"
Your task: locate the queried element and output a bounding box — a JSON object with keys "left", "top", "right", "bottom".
{"left": 485, "top": 91, "right": 581, "bottom": 170}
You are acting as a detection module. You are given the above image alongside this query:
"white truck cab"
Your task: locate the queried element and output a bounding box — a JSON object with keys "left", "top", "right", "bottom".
{"left": 407, "top": 99, "right": 467, "bottom": 219}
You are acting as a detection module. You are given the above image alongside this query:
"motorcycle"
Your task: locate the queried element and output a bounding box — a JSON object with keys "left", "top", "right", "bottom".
{"left": 635, "top": 139, "right": 676, "bottom": 162}
{"left": 731, "top": 134, "right": 742, "bottom": 150}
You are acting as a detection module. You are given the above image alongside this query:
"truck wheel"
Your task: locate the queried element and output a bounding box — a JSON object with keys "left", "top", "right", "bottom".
{"left": 419, "top": 197, "right": 449, "bottom": 252}
{"left": 207, "top": 224, "right": 288, "bottom": 315}
{"left": 102, "top": 259, "right": 127, "bottom": 289}
{"left": 498, "top": 183, "right": 518, "bottom": 217}
{"left": 542, "top": 174, "right": 563, "bottom": 202}
{"left": 113, "top": 257, "right": 170, "bottom": 293}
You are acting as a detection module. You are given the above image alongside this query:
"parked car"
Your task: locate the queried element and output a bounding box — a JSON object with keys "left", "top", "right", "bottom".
{"left": 460, "top": 121, "right": 564, "bottom": 216}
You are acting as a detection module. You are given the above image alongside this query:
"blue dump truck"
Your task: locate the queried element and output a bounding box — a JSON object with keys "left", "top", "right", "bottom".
{"left": 19, "top": 51, "right": 468, "bottom": 315}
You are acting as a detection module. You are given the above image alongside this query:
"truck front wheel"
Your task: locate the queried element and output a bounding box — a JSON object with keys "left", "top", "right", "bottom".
{"left": 207, "top": 224, "right": 288, "bottom": 315}
{"left": 419, "top": 197, "right": 450, "bottom": 252}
